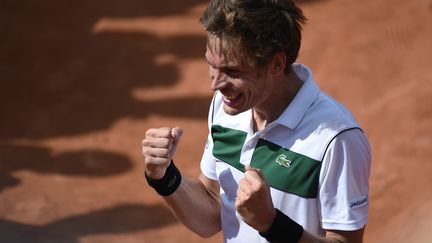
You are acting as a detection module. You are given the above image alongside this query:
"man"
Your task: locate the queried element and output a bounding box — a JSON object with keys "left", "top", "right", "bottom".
{"left": 141, "top": 0, "right": 371, "bottom": 242}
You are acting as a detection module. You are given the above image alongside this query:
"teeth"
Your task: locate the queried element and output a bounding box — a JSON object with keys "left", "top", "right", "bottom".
{"left": 224, "top": 94, "right": 237, "bottom": 100}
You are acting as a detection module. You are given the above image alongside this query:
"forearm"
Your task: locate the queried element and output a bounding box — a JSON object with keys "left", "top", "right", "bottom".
{"left": 142, "top": 127, "right": 220, "bottom": 236}
{"left": 164, "top": 175, "right": 221, "bottom": 237}
{"left": 298, "top": 229, "right": 363, "bottom": 243}
{"left": 260, "top": 209, "right": 363, "bottom": 243}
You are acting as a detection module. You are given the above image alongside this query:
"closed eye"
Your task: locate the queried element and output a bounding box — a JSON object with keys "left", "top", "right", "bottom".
{"left": 222, "top": 68, "right": 242, "bottom": 79}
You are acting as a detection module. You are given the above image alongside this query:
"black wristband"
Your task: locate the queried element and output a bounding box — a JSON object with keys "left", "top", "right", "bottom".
{"left": 259, "top": 209, "right": 304, "bottom": 243}
{"left": 145, "top": 160, "right": 182, "bottom": 196}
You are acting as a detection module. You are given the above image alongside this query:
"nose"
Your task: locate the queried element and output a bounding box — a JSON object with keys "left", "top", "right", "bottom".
{"left": 210, "top": 67, "right": 225, "bottom": 91}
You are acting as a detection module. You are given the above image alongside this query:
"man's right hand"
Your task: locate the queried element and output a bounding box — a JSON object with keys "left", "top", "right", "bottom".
{"left": 141, "top": 127, "right": 183, "bottom": 180}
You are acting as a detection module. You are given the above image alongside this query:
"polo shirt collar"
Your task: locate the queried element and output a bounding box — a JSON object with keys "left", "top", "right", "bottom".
{"left": 274, "top": 64, "right": 320, "bottom": 129}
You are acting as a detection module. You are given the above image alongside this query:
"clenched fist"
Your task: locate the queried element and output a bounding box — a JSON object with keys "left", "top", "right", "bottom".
{"left": 235, "top": 165, "right": 276, "bottom": 233}
{"left": 141, "top": 127, "right": 183, "bottom": 180}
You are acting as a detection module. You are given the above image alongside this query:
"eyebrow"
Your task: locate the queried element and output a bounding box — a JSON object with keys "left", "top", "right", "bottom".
{"left": 204, "top": 55, "right": 241, "bottom": 71}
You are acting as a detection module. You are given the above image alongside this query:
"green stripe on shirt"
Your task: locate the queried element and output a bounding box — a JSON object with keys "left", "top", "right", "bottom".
{"left": 211, "top": 125, "right": 321, "bottom": 198}
{"left": 211, "top": 125, "right": 247, "bottom": 172}
{"left": 251, "top": 139, "right": 321, "bottom": 198}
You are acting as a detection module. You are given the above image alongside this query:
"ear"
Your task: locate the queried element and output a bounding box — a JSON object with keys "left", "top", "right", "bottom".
{"left": 269, "top": 52, "right": 286, "bottom": 77}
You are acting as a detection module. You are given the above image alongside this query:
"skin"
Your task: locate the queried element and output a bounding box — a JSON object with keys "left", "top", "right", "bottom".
{"left": 141, "top": 35, "right": 365, "bottom": 242}
{"left": 205, "top": 34, "right": 302, "bottom": 131}
{"left": 142, "top": 127, "right": 221, "bottom": 237}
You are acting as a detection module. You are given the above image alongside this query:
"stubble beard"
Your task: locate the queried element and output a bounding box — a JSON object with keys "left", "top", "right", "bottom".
{"left": 223, "top": 103, "right": 243, "bottom": 116}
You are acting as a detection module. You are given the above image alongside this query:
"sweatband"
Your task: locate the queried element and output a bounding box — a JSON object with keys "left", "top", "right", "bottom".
{"left": 259, "top": 208, "right": 304, "bottom": 243}
{"left": 145, "top": 160, "right": 182, "bottom": 196}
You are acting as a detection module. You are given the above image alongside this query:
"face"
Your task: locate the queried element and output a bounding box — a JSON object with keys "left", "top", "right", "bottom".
{"left": 205, "top": 36, "right": 275, "bottom": 116}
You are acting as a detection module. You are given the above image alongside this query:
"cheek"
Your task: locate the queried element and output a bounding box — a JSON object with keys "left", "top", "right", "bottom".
{"left": 241, "top": 78, "right": 264, "bottom": 94}
{"left": 246, "top": 80, "right": 271, "bottom": 102}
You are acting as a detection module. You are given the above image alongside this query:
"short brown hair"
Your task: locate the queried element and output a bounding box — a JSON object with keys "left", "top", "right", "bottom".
{"left": 201, "top": 0, "right": 307, "bottom": 72}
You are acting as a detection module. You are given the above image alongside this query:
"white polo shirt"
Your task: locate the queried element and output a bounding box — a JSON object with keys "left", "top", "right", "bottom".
{"left": 200, "top": 64, "right": 371, "bottom": 242}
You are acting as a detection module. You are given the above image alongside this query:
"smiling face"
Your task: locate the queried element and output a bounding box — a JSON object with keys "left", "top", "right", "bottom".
{"left": 205, "top": 35, "right": 275, "bottom": 116}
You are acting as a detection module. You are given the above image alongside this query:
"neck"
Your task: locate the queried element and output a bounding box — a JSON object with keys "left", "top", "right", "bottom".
{"left": 253, "top": 67, "right": 303, "bottom": 132}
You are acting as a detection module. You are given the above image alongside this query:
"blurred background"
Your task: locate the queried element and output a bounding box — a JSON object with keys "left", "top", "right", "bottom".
{"left": 1, "top": 0, "right": 431, "bottom": 242}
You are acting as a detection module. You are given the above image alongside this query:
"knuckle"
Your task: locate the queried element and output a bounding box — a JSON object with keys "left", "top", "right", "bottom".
{"left": 144, "top": 156, "right": 153, "bottom": 164}
{"left": 160, "top": 127, "right": 172, "bottom": 136}
{"left": 145, "top": 127, "right": 171, "bottom": 138}
{"left": 142, "top": 139, "right": 150, "bottom": 147}
{"left": 145, "top": 129, "right": 154, "bottom": 137}
{"left": 143, "top": 149, "right": 153, "bottom": 157}
{"left": 161, "top": 148, "right": 170, "bottom": 157}
{"left": 161, "top": 138, "right": 171, "bottom": 147}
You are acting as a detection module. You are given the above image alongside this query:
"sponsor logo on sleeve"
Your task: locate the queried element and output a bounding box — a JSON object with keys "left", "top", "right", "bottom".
{"left": 349, "top": 195, "right": 368, "bottom": 209}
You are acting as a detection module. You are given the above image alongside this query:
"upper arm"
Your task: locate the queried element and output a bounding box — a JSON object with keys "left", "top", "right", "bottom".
{"left": 199, "top": 173, "right": 220, "bottom": 204}
{"left": 319, "top": 129, "right": 371, "bottom": 231}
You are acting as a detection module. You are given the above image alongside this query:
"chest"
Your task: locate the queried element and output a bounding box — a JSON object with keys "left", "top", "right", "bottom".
{"left": 212, "top": 124, "right": 322, "bottom": 199}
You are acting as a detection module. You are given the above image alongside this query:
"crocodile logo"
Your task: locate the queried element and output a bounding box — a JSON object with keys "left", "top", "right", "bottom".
{"left": 276, "top": 154, "right": 291, "bottom": 168}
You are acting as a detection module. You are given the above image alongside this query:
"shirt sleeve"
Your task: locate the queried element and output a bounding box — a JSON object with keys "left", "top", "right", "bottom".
{"left": 318, "top": 128, "right": 372, "bottom": 231}
{"left": 200, "top": 133, "right": 218, "bottom": 180}
{"left": 200, "top": 92, "right": 219, "bottom": 181}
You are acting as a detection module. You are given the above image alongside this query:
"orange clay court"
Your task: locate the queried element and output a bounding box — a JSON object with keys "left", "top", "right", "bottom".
{"left": 0, "top": 0, "right": 431, "bottom": 242}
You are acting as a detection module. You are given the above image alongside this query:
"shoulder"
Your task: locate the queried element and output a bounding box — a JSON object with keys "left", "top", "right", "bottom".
{"left": 280, "top": 91, "right": 364, "bottom": 161}
{"left": 307, "top": 92, "right": 360, "bottom": 133}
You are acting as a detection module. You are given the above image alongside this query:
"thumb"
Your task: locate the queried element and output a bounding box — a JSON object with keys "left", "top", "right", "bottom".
{"left": 169, "top": 127, "right": 183, "bottom": 159}
{"left": 171, "top": 127, "right": 183, "bottom": 143}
